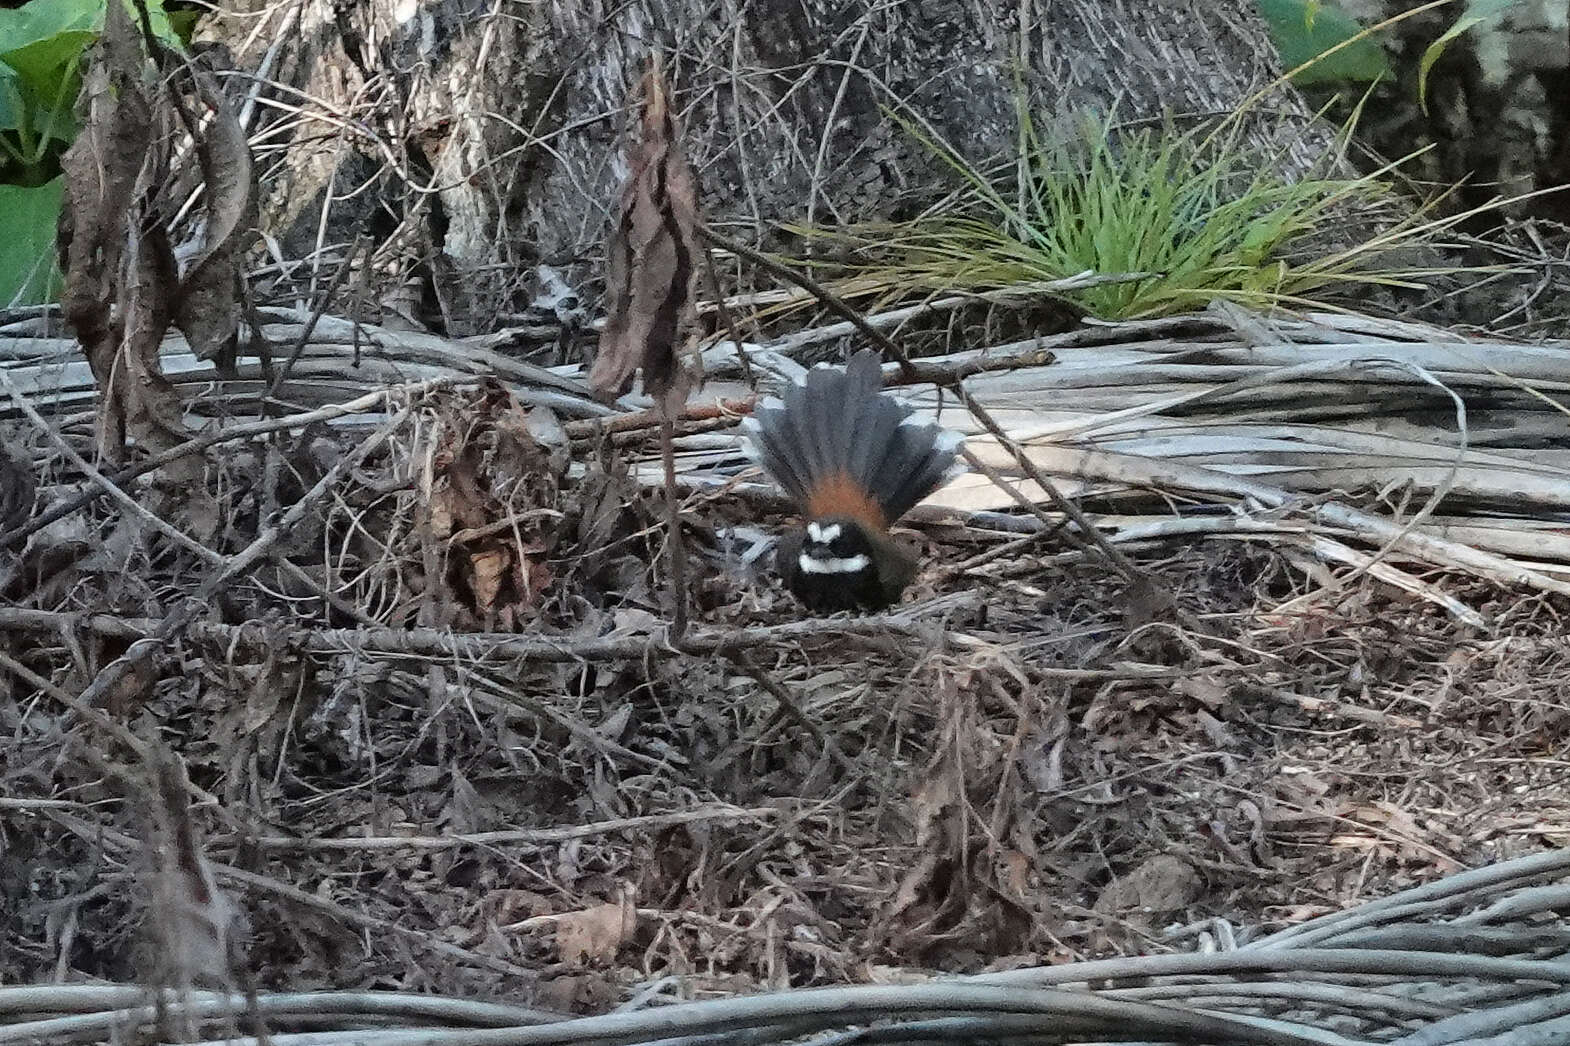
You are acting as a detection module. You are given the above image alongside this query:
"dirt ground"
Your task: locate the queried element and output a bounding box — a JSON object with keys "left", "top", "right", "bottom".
{"left": 5, "top": 445, "right": 1568, "bottom": 1009}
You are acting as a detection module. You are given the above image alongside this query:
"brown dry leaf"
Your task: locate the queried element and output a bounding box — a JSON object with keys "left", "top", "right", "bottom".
{"left": 1176, "top": 674, "right": 1228, "bottom": 709}
{"left": 553, "top": 898, "right": 636, "bottom": 967}
{"left": 172, "top": 65, "right": 257, "bottom": 371}
{"left": 145, "top": 748, "right": 245, "bottom": 995}
{"left": 468, "top": 547, "right": 510, "bottom": 614}
{"left": 57, "top": 0, "right": 172, "bottom": 463}
{"left": 589, "top": 52, "right": 703, "bottom": 415}
{"left": 424, "top": 383, "right": 561, "bottom": 626}
{"left": 1002, "top": 850, "right": 1031, "bottom": 898}
{"left": 56, "top": 0, "right": 214, "bottom": 540}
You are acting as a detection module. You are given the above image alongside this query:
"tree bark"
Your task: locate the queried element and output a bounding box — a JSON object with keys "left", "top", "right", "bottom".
{"left": 210, "top": 0, "right": 1329, "bottom": 332}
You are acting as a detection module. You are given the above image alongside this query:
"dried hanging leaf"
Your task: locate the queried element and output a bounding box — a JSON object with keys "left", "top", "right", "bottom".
{"left": 589, "top": 53, "right": 704, "bottom": 415}
{"left": 56, "top": 0, "right": 167, "bottom": 462}
{"left": 54, "top": 0, "right": 214, "bottom": 550}
{"left": 171, "top": 64, "right": 258, "bottom": 372}
{"left": 145, "top": 749, "right": 245, "bottom": 998}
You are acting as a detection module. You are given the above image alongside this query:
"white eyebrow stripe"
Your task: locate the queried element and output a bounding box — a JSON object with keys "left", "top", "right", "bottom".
{"left": 806, "top": 522, "right": 841, "bottom": 544}
{"left": 797, "top": 553, "right": 870, "bottom": 575}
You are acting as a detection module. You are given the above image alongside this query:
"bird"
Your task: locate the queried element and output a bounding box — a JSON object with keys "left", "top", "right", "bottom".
{"left": 740, "top": 350, "right": 964, "bottom": 612}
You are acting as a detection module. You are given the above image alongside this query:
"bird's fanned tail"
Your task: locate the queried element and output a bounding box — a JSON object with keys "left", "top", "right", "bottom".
{"left": 742, "top": 350, "right": 963, "bottom": 523}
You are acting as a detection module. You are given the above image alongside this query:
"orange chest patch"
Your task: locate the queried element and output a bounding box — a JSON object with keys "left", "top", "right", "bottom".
{"left": 805, "top": 473, "right": 887, "bottom": 532}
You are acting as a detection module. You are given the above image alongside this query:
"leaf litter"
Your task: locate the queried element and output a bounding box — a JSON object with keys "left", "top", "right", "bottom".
{"left": 5, "top": 17, "right": 1570, "bottom": 1043}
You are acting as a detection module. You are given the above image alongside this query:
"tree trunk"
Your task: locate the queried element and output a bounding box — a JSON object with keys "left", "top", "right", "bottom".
{"left": 210, "top": 0, "right": 1328, "bottom": 332}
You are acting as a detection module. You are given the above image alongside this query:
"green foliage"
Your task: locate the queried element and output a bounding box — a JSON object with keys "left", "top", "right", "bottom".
{"left": 1256, "top": 0, "right": 1391, "bottom": 85}
{"left": 781, "top": 99, "right": 1460, "bottom": 322}
{"left": 0, "top": 175, "right": 63, "bottom": 305}
{"left": 165, "top": 6, "right": 200, "bottom": 46}
{"left": 0, "top": 0, "right": 184, "bottom": 301}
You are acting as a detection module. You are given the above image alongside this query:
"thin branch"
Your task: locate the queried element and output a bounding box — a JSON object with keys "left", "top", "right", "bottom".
{"left": 66, "top": 405, "right": 413, "bottom": 711}
{"left": 1, "top": 377, "right": 460, "bottom": 553}
{"left": 231, "top": 806, "right": 780, "bottom": 852}
{"left": 0, "top": 367, "right": 224, "bottom": 566}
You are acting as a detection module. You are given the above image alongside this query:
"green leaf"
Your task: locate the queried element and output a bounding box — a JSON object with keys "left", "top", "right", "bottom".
{"left": 0, "top": 0, "right": 177, "bottom": 84}
{"left": 1418, "top": 0, "right": 1512, "bottom": 114}
{"left": 0, "top": 175, "right": 63, "bottom": 305}
{"left": 5, "top": 58, "right": 80, "bottom": 147}
{"left": 0, "top": 63, "right": 23, "bottom": 132}
{"left": 1, "top": 28, "right": 93, "bottom": 90}
{"left": 0, "top": 0, "right": 99, "bottom": 84}
{"left": 1255, "top": 0, "right": 1390, "bottom": 85}
{"left": 166, "top": 6, "right": 200, "bottom": 46}
{"left": 0, "top": 0, "right": 175, "bottom": 170}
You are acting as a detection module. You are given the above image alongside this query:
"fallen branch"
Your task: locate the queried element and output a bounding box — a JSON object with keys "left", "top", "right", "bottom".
{"left": 230, "top": 806, "right": 780, "bottom": 852}
{"left": 0, "top": 592, "right": 980, "bottom": 666}
{"left": 564, "top": 396, "right": 757, "bottom": 440}
{"left": 752, "top": 272, "right": 1155, "bottom": 358}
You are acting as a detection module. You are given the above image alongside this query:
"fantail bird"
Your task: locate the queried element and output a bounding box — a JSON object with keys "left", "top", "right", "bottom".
{"left": 741, "top": 350, "right": 965, "bottom": 612}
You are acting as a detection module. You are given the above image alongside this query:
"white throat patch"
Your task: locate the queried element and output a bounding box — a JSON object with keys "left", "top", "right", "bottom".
{"left": 798, "top": 552, "right": 870, "bottom": 575}
{"left": 806, "top": 521, "right": 842, "bottom": 544}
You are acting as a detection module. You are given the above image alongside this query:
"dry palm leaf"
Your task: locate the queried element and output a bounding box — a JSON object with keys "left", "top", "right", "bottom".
{"left": 589, "top": 52, "right": 704, "bottom": 416}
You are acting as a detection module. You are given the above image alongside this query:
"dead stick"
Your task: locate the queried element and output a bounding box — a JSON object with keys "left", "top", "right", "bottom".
{"left": 698, "top": 247, "right": 757, "bottom": 386}
{"left": 0, "top": 593, "right": 978, "bottom": 664}
{"left": 565, "top": 397, "right": 755, "bottom": 440}
{"left": 263, "top": 234, "right": 368, "bottom": 406}
{"left": 959, "top": 447, "right": 1068, "bottom": 543}
{"left": 233, "top": 806, "right": 780, "bottom": 852}
{"left": 960, "top": 394, "right": 1151, "bottom": 590}
{"left": 607, "top": 416, "right": 740, "bottom": 448}
{"left": 660, "top": 415, "right": 689, "bottom": 640}
{"left": 931, "top": 529, "right": 1056, "bottom": 582}
{"left": 725, "top": 650, "right": 856, "bottom": 774}
{"left": 881, "top": 345, "right": 1057, "bottom": 387}
{"left": 0, "top": 368, "right": 223, "bottom": 565}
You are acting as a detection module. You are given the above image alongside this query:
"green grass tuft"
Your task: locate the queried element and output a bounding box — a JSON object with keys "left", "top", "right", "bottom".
{"left": 779, "top": 95, "right": 1475, "bottom": 322}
